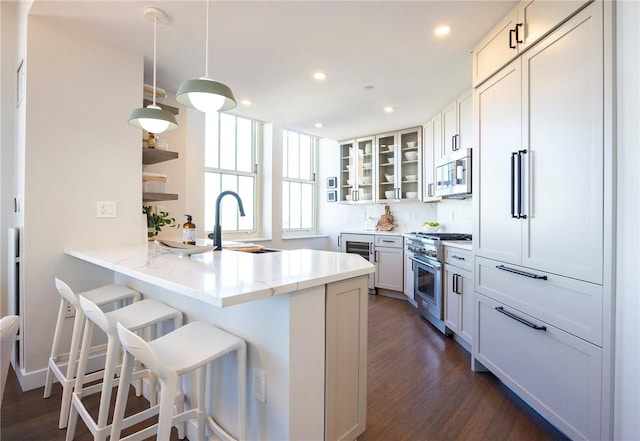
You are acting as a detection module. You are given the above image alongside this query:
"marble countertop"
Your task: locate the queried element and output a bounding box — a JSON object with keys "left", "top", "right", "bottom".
{"left": 65, "top": 243, "right": 374, "bottom": 308}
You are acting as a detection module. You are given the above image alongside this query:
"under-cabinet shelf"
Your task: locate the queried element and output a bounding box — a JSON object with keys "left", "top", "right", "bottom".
{"left": 142, "top": 147, "right": 179, "bottom": 165}
{"left": 143, "top": 192, "right": 179, "bottom": 202}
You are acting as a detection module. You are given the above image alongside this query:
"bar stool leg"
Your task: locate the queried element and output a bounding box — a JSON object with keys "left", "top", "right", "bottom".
{"left": 43, "top": 298, "right": 66, "bottom": 399}
{"left": 157, "top": 375, "right": 179, "bottom": 441}
{"left": 57, "top": 310, "right": 85, "bottom": 428}
{"left": 197, "top": 366, "right": 207, "bottom": 441}
{"left": 65, "top": 318, "right": 94, "bottom": 441}
{"left": 109, "top": 350, "right": 135, "bottom": 441}
{"left": 96, "top": 333, "right": 120, "bottom": 429}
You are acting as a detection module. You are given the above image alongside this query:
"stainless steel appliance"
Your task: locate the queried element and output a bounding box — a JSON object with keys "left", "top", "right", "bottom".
{"left": 404, "top": 232, "right": 472, "bottom": 334}
{"left": 340, "top": 233, "right": 376, "bottom": 293}
{"left": 435, "top": 148, "right": 472, "bottom": 198}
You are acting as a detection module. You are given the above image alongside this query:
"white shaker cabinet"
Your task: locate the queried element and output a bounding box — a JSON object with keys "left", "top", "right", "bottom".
{"left": 472, "top": 0, "right": 591, "bottom": 87}
{"left": 443, "top": 246, "right": 473, "bottom": 346}
{"left": 374, "top": 235, "right": 404, "bottom": 292}
{"left": 475, "top": 1, "right": 603, "bottom": 284}
{"left": 422, "top": 114, "right": 442, "bottom": 203}
{"left": 473, "top": 2, "right": 612, "bottom": 439}
{"left": 375, "top": 128, "right": 422, "bottom": 202}
{"left": 325, "top": 276, "right": 368, "bottom": 441}
{"left": 339, "top": 137, "right": 375, "bottom": 204}
{"left": 441, "top": 90, "right": 473, "bottom": 158}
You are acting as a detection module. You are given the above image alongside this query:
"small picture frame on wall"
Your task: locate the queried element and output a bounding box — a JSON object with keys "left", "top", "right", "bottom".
{"left": 327, "top": 177, "right": 337, "bottom": 189}
{"left": 327, "top": 190, "right": 337, "bottom": 202}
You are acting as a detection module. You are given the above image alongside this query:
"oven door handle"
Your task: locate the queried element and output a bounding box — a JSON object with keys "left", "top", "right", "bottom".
{"left": 409, "top": 256, "right": 441, "bottom": 269}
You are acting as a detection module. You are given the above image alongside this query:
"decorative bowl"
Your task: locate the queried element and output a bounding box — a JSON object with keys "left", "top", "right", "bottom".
{"left": 362, "top": 176, "right": 372, "bottom": 184}
{"left": 407, "top": 141, "right": 417, "bottom": 148}
{"left": 385, "top": 190, "right": 395, "bottom": 199}
{"left": 387, "top": 158, "right": 395, "bottom": 165}
{"left": 404, "top": 151, "right": 418, "bottom": 161}
{"left": 422, "top": 224, "right": 440, "bottom": 233}
{"left": 405, "top": 174, "right": 417, "bottom": 181}
{"left": 364, "top": 143, "right": 372, "bottom": 154}
{"left": 385, "top": 174, "right": 394, "bottom": 182}
{"left": 406, "top": 191, "right": 418, "bottom": 199}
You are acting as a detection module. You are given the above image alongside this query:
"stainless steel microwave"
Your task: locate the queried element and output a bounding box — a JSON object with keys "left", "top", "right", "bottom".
{"left": 435, "top": 148, "right": 472, "bottom": 198}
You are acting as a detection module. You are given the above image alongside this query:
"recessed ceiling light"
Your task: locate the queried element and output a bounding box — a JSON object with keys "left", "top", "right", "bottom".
{"left": 384, "top": 106, "right": 394, "bottom": 113}
{"left": 314, "top": 122, "right": 323, "bottom": 128}
{"left": 313, "top": 72, "right": 327, "bottom": 81}
{"left": 240, "top": 99, "right": 252, "bottom": 106}
{"left": 435, "top": 25, "right": 451, "bottom": 37}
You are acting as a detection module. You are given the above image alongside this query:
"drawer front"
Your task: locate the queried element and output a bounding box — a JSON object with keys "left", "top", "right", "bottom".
{"left": 444, "top": 247, "right": 472, "bottom": 271}
{"left": 475, "top": 294, "right": 602, "bottom": 441}
{"left": 375, "top": 235, "right": 403, "bottom": 248}
{"left": 475, "top": 256, "right": 602, "bottom": 345}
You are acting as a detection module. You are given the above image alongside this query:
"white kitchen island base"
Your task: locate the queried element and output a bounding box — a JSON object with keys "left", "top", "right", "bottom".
{"left": 65, "top": 244, "right": 372, "bottom": 441}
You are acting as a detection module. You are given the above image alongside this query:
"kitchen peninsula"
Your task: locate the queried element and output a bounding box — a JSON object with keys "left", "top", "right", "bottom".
{"left": 65, "top": 243, "right": 373, "bottom": 441}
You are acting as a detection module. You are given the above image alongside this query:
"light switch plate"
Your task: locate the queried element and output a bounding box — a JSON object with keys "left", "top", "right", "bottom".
{"left": 97, "top": 201, "right": 116, "bottom": 218}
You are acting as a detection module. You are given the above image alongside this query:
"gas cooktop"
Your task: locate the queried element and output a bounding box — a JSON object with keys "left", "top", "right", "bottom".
{"left": 406, "top": 232, "right": 472, "bottom": 241}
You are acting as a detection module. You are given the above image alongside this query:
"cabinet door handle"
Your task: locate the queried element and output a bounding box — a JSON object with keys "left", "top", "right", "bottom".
{"left": 515, "top": 23, "right": 523, "bottom": 44}
{"left": 509, "top": 28, "right": 517, "bottom": 49}
{"left": 338, "top": 235, "right": 342, "bottom": 248}
{"left": 428, "top": 183, "right": 434, "bottom": 198}
{"left": 452, "top": 255, "right": 466, "bottom": 261}
{"left": 510, "top": 151, "right": 517, "bottom": 218}
{"left": 382, "top": 239, "right": 395, "bottom": 243}
{"left": 495, "top": 306, "right": 547, "bottom": 331}
{"left": 452, "top": 274, "right": 458, "bottom": 294}
{"left": 375, "top": 251, "right": 378, "bottom": 263}
{"left": 496, "top": 264, "right": 548, "bottom": 280}
{"left": 517, "top": 150, "right": 527, "bottom": 219}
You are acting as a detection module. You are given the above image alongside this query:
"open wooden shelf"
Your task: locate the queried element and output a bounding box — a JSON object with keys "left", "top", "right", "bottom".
{"left": 143, "top": 192, "right": 179, "bottom": 202}
{"left": 142, "top": 147, "right": 179, "bottom": 165}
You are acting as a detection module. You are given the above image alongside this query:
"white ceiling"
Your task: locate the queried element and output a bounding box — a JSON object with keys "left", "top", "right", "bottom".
{"left": 29, "top": 0, "right": 515, "bottom": 140}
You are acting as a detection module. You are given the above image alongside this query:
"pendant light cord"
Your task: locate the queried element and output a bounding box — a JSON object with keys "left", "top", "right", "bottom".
{"left": 204, "top": 0, "right": 210, "bottom": 78}
{"left": 152, "top": 14, "right": 158, "bottom": 106}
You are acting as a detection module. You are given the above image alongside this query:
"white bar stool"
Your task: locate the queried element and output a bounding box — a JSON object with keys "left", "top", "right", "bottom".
{"left": 44, "top": 278, "right": 141, "bottom": 429}
{"left": 111, "top": 321, "right": 247, "bottom": 441}
{"left": 65, "top": 294, "right": 183, "bottom": 441}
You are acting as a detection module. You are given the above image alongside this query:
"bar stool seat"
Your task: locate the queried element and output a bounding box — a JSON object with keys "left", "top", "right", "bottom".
{"left": 44, "top": 278, "right": 141, "bottom": 429}
{"left": 111, "top": 321, "right": 247, "bottom": 441}
{"left": 65, "top": 295, "right": 183, "bottom": 441}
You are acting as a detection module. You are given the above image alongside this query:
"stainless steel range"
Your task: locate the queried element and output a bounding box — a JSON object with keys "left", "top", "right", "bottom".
{"left": 403, "top": 232, "right": 472, "bottom": 334}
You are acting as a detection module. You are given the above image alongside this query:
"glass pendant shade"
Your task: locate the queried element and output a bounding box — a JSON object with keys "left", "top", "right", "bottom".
{"left": 176, "top": 77, "right": 236, "bottom": 112}
{"left": 128, "top": 105, "right": 178, "bottom": 133}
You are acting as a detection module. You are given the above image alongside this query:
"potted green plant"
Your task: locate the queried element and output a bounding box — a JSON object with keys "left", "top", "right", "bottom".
{"left": 143, "top": 206, "right": 179, "bottom": 240}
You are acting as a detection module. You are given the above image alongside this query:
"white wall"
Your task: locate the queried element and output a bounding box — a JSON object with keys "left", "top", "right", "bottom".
{"left": 614, "top": 1, "right": 640, "bottom": 439}
{"left": 14, "top": 16, "right": 143, "bottom": 388}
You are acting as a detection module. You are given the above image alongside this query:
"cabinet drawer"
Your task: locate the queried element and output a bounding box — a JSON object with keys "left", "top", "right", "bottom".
{"left": 475, "top": 256, "right": 602, "bottom": 345}
{"left": 375, "top": 235, "right": 403, "bottom": 248}
{"left": 444, "top": 247, "right": 472, "bottom": 271}
{"left": 475, "top": 293, "right": 602, "bottom": 441}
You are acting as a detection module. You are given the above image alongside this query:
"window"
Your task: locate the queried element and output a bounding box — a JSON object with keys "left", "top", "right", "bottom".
{"left": 282, "top": 129, "right": 317, "bottom": 234}
{"left": 204, "top": 113, "right": 261, "bottom": 236}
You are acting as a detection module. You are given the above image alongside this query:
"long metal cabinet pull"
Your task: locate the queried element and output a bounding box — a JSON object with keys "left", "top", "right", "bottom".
{"left": 495, "top": 306, "right": 547, "bottom": 331}
{"left": 510, "top": 152, "right": 517, "bottom": 218}
{"left": 338, "top": 235, "right": 342, "bottom": 248}
{"left": 428, "top": 183, "right": 434, "bottom": 198}
{"left": 496, "top": 264, "right": 548, "bottom": 280}
{"left": 517, "top": 150, "right": 527, "bottom": 219}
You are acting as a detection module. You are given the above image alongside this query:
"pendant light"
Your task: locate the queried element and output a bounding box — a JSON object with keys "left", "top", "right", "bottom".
{"left": 176, "top": 0, "right": 236, "bottom": 113}
{"left": 128, "top": 8, "right": 178, "bottom": 133}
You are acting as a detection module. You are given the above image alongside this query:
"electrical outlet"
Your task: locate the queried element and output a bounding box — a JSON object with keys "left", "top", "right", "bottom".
{"left": 96, "top": 201, "right": 117, "bottom": 218}
{"left": 253, "top": 367, "right": 266, "bottom": 403}
{"left": 65, "top": 301, "right": 75, "bottom": 318}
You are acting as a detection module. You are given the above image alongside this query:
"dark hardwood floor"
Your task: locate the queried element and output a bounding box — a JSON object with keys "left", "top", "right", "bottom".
{"left": 1, "top": 294, "right": 567, "bottom": 441}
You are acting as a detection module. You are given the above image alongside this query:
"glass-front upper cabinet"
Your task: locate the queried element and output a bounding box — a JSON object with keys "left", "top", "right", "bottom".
{"left": 339, "top": 137, "right": 375, "bottom": 203}
{"left": 375, "top": 127, "right": 422, "bottom": 202}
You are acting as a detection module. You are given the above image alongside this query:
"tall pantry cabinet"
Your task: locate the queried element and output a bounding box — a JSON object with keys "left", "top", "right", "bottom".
{"left": 472, "top": 2, "right": 613, "bottom": 440}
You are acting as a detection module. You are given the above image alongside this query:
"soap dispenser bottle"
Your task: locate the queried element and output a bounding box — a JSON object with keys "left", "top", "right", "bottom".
{"left": 182, "top": 215, "right": 196, "bottom": 245}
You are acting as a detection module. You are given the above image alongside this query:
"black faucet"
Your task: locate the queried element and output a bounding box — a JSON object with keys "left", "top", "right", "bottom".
{"left": 208, "top": 191, "right": 245, "bottom": 250}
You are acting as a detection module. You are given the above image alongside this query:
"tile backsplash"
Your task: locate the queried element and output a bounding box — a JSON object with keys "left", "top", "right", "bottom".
{"left": 340, "top": 198, "right": 473, "bottom": 234}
